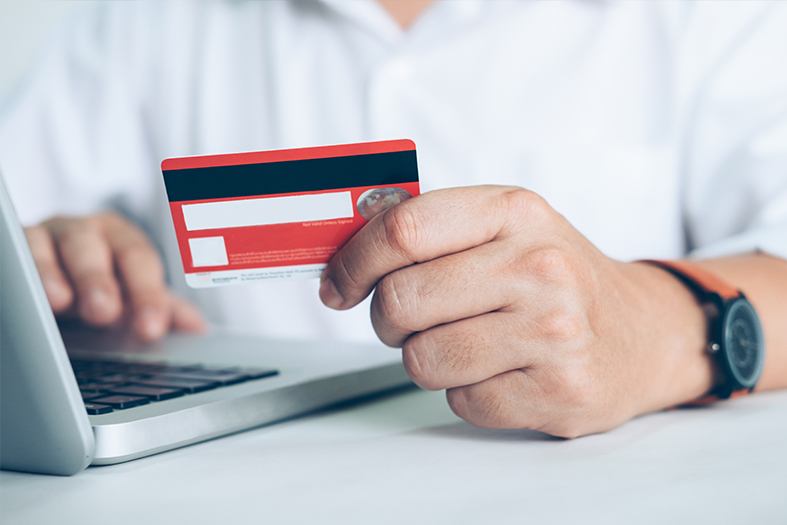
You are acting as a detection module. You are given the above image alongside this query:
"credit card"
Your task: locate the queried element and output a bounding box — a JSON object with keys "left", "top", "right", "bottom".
{"left": 161, "top": 139, "right": 420, "bottom": 288}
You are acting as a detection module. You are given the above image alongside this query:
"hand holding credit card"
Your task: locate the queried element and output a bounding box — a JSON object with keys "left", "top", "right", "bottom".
{"left": 162, "top": 140, "right": 420, "bottom": 288}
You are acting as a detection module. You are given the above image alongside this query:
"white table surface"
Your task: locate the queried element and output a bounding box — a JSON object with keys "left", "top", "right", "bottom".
{"left": 2, "top": 387, "right": 786, "bottom": 524}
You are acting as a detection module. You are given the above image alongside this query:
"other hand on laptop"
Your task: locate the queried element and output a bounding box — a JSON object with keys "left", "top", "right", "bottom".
{"left": 24, "top": 212, "right": 206, "bottom": 341}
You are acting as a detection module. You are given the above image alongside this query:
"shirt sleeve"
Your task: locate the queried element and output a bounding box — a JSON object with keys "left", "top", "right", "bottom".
{"left": 0, "top": 3, "right": 161, "bottom": 226}
{"left": 683, "top": 2, "right": 787, "bottom": 261}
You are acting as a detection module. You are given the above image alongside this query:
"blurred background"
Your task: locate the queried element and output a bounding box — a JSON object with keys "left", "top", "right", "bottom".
{"left": 0, "top": 0, "right": 91, "bottom": 104}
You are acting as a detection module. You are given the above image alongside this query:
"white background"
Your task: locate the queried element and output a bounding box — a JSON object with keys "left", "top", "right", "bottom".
{"left": 0, "top": 0, "right": 88, "bottom": 105}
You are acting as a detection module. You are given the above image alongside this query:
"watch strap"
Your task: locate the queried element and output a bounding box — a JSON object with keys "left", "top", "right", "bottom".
{"left": 640, "top": 259, "right": 740, "bottom": 301}
{"left": 692, "top": 389, "right": 749, "bottom": 406}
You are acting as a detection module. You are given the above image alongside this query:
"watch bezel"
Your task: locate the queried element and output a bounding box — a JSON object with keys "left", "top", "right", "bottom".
{"left": 714, "top": 296, "right": 765, "bottom": 397}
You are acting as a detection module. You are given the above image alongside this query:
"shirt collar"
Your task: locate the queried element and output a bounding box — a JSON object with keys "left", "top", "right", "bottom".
{"left": 318, "top": 0, "right": 487, "bottom": 47}
{"left": 319, "top": 0, "right": 404, "bottom": 45}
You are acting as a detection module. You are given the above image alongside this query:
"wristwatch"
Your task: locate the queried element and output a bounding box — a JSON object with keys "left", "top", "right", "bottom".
{"left": 642, "top": 260, "right": 765, "bottom": 400}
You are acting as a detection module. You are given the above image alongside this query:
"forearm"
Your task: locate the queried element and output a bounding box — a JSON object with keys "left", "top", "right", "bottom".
{"left": 695, "top": 253, "right": 787, "bottom": 391}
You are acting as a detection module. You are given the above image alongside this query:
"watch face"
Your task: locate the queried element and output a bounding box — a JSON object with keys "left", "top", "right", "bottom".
{"left": 722, "top": 298, "right": 764, "bottom": 390}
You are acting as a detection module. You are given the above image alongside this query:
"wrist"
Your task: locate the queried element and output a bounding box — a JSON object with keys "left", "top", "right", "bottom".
{"left": 638, "top": 259, "right": 764, "bottom": 403}
{"left": 622, "top": 261, "right": 716, "bottom": 412}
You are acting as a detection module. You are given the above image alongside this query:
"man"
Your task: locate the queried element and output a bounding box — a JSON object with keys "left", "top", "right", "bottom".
{"left": 1, "top": 0, "right": 786, "bottom": 437}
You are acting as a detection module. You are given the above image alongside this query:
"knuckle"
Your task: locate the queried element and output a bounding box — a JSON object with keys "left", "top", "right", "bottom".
{"left": 448, "top": 382, "right": 515, "bottom": 429}
{"left": 526, "top": 246, "right": 578, "bottom": 284}
{"left": 557, "top": 368, "right": 598, "bottom": 412}
{"left": 402, "top": 336, "right": 437, "bottom": 389}
{"left": 403, "top": 332, "right": 478, "bottom": 391}
{"left": 381, "top": 202, "right": 425, "bottom": 260}
{"left": 536, "top": 308, "right": 590, "bottom": 344}
{"left": 41, "top": 214, "right": 68, "bottom": 228}
{"left": 334, "top": 249, "right": 365, "bottom": 291}
{"left": 96, "top": 210, "right": 126, "bottom": 227}
{"left": 115, "top": 240, "right": 158, "bottom": 266}
{"left": 54, "top": 218, "right": 98, "bottom": 244}
{"left": 374, "top": 272, "right": 416, "bottom": 331}
{"left": 469, "top": 390, "right": 509, "bottom": 428}
{"left": 441, "top": 338, "right": 478, "bottom": 376}
{"left": 531, "top": 365, "right": 599, "bottom": 437}
{"left": 24, "top": 227, "right": 53, "bottom": 259}
{"left": 446, "top": 387, "right": 469, "bottom": 418}
{"left": 23, "top": 224, "right": 45, "bottom": 240}
{"left": 96, "top": 211, "right": 146, "bottom": 241}
{"left": 502, "top": 188, "right": 551, "bottom": 224}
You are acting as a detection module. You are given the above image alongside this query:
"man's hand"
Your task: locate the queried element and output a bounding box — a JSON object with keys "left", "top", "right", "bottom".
{"left": 320, "top": 186, "right": 717, "bottom": 437}
{"left": 25, "top": 212, "right": 206, "bottom": 341}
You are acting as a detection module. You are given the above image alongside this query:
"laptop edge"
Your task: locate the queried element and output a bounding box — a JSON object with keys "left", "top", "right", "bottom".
{"left": 0, "top": 175, "right": 95, "bottom": 475}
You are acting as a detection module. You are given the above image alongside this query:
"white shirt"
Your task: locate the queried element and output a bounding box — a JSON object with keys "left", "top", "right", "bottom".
{"left": 1, "top": 0, "right": 787, "bottom": 343}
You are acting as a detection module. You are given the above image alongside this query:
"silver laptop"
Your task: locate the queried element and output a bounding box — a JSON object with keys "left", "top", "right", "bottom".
{"left": 0, "top": 173, "right": 411, "bottom": 476}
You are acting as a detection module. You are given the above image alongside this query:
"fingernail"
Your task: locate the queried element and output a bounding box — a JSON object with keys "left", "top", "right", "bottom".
{"left": 137, "top": 307, "right": 164, "bottom": 340}
{"left": 88, "top": 286, "right": 112, "bottom": 313}
{"left": 319, "top": 277, "right": 344, "bottom": 309}
{"left": 41, "top": 276, "right": 70, "bottom": 305}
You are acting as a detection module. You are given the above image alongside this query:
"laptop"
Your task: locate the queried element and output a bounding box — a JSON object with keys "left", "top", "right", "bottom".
{"left": 0, "top": 173, "right": 412, "bottom": 476}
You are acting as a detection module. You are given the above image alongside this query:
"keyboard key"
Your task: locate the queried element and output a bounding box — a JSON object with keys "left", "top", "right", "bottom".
{"left": 119, "top": 363, "right": 170, "bottom": 374}
{"left": 133, "top": 376, "right": 219, "bottom": 394}
{"left": 179, "top": 368, "right": 241, "bottom": 377}
{"left": 89, "top": 395, "right": 150, "bottom": 409}
{"left": 84, "top": 403, "right": 113, "bottom": 415}
{"left": 71, "top": 359, "right": 111, "bottom": 371}
{"left": 81, "top": 390, "right": 106, "bottom": 401}
{"left": 75, "top": 372, "right": 107, "bottom": 382}
{"left": 73, "top": 362, "right": 125, "bottom": 375}
{"left": 109, "top": 385, "right": 184, "bottom": 401}
{"left": 158, "top": 365, "right": 205, "bottom": 373}
{"left": 77, "top": 381, "right": 114, "bottom": 390}
{"left": 164, "top": 370, "right": 250, "bottom": 386}
{"left": 94, "top": 373, "right": 146, "bottom": 384}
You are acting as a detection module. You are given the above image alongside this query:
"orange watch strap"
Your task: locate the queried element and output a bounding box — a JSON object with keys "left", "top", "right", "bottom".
{"left": 689, "top": 390, "right": 749, "bottom": 406}
{"left": 640, "top": 259, "right": 741, "bottom": 301}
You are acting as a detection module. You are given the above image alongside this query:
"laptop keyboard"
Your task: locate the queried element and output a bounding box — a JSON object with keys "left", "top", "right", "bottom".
{"left": 70, "top": 358, "right": 279, "bottom": 415}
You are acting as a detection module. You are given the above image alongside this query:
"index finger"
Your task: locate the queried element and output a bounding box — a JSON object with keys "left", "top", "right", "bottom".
{"left": 320, "top": 185, "right": 525, "bottom": 310}
{"left": 102, "top": 214, "right": 170, "bottom": 340}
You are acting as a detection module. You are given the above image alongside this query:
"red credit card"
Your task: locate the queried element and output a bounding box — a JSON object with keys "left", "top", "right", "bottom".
{"left": 161, "top": 139, "right": 420, "bottom": 288}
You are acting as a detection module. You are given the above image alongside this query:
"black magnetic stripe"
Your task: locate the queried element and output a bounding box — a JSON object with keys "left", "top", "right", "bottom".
{"left": 163, "top": 150, "right": 418, "bottom": 202}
